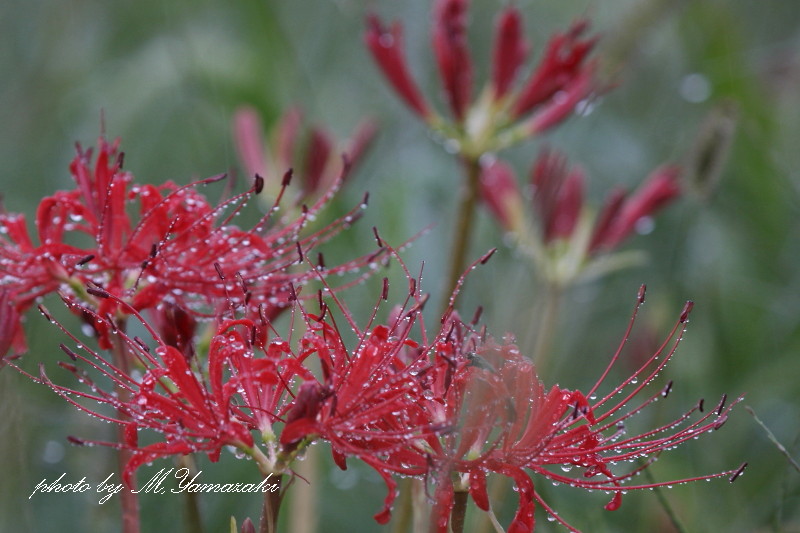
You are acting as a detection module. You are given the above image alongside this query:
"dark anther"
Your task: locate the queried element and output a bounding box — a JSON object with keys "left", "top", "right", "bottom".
{"left": 716, "top": 393, "right": 728, "bottom": 416}
{"left": 254, "top": 174, "right": 265, "bottom": 194}
{"left": 287, "top": 283, "right": 297, "bottom": 302}
{"left": 150, "top": 243, "right": 158, "bottom": 258}
{"left": 60, "top": 344, "right": 78, "bottom": 361}
{"left": 362, "top": 191, "right": 370, "bottom": 206}
{"left": 86, "top": 286, "right": 110, "bottom": 299}
{"left": 282, "top": 168, "right": 294, "bottom": 187}
{"left": 77, "top": 254, "right": 95, "bottom": 266}
{"left": 680, "top": 301, "right": 694, "bottom": 323}
{"left": 480, "top": 248, "right": 497, "bottom": 265}
{"left": 296, "top": 242, "right": 304, "bottom": 263}
{"left": 134, "top": 337, "right": 151, "bottom": 352}
{"left": 729, "top": 462, "right": 747, "bottom": 483}
{"left": 698, "top": 398, "right": 705, "bottom": 412}
{"left": 214, "top": 262, "right": 225, "bottom": 280}
{"left": 317, "top": 253, "right": 326, "bottom": 270}
{"left": 382, "top": 278, "right": 389, "bottom": 301}
{"left": 637, "top": 284, "right": 646, "bottom": 304}
{"left": 301, "top": 204, "right": 308, "bottom": 215}
{"left": 372, "top": 226, "right": 383, "bottom": 247}
{"left": 67, "top": 436, "right": 86, "bottom": 446}
{"left": 661, "top": 380, "right": 673, "bottom": 398}
{"left": 408, "top": 278, "right": 417, "bottom": 296}
{"left": 116, "top": 152, "right": 125, "bottom": 169}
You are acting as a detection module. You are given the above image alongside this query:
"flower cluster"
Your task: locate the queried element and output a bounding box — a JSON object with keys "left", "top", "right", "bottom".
{"left": 33, "top": 243, "right": 744, "bottom": 531}
{"left": 365, "top": 0, "right": 596, "bottom": 157}
{"left": 0, "top": 138, "right": 382, "bottom": 348}
{"left": 233, "top": 106, "right": 377, "bottom": 206}
{"left": 480, "top": 149, "right": 682, "bottom": 285}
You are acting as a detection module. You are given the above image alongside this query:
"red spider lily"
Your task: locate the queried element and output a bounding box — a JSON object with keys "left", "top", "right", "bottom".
{"left": 34, "top": 295, "right": 260, "bottom": 486}
{"left": 366, "top": 2, "right": 596, "bottom": 148}
{"left": 233, "top": 106, "right": 378, "bottom": 204}
{"left": 387, "top": 286, "right": 743, "bottom": 533}
{"left": 479, "top": 150, "right": 682, "bottom": 276}
{"left": 277, "top": 252, "right": 491, "bottom": 524}
{"left": 0, "top": 137, "right": 383, "bottom": 348}
{"left": 26, "top": 243, "right": 474, "bottom": 525}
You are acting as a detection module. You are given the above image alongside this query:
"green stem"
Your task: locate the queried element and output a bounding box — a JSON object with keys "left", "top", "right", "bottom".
{"left": 531, "top": 283, "right": 562, "bottom": 372}
{"left": 642, "top": 468, "right": 688, "bottom": 533}
{"left": 260, "top": 474, "right": 284, "bottom": 533}
{"left": 288, "top": 445, "right": 318, "bottom": 533}
{"left": 178, "top": 455, "right": 204, "bottom": 533}
{"left": 441, "top": 156, "right": 482, "bottom": 315}
{"left": 111, "top": 327, "right": 141, "bottom": 533}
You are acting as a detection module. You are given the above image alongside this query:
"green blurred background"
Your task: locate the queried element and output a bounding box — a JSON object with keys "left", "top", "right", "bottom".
{"left": 1, "top": 0, "right": 799, "bottom": 531}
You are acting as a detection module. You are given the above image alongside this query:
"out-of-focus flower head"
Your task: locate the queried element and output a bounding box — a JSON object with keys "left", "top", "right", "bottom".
{"left": 479, "top": 149, "right": 682, "bottom": 286}
{"left": 233, "top": 106, "right": 378, "bottom": 206}
{"left": 365, "top": 0, "right": 597, "bottom": 158}
{"left": 392, "top": 286, "right": 744, "bottom": 533}
{"left": 0, "top": 137, "right": 384, "bottom": 348}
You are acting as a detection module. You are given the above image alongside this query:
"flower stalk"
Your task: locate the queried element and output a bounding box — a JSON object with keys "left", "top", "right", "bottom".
{"left": 442, "top": 156, "right": 482, "bottom": 311}
{"left": 109, "top": 325, "right": 141, "bottom": 533}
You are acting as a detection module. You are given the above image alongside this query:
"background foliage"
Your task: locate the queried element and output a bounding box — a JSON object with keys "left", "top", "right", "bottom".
{"left": 1, "top": 0, "right": 799, "bottom": 531}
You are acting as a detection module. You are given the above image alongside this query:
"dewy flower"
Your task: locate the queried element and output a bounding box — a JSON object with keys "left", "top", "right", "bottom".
{"left": 479, "top": 149, "right": 682, "bottom": 285}
{"left": 233, "top": 106, "right": 377, "bottom": 205}
{"left": 403, "top": 286, "right": 744, "bottom": 533}
{"left": 0, "top": 137, "right": 381, "bottom": 348}
{"left": 31, "top": 249, "right": 464, "bottom": 525}
{"left": 365, "top": 0, "right": 596, "bottom": 156}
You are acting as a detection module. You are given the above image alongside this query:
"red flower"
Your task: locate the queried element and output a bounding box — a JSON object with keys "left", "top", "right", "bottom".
{"left": 479, "top": 149, "right": 682, "bottom": 276}
{"left": 381, "top": 287, "right": 743, "bottom": 533}
{"left": 366, "top": 3, "right": 596, "bottom": 146}
{"left": 232, "top": 106, "right": 378, "bottom": 203}
{"left": 36, "top": 296, "right": 263, "bottom": 486}
{"left": 0, "top": 137, "right": 383, "bottom": 347}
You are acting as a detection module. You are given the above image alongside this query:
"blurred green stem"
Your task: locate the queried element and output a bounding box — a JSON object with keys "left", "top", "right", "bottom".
{"left": 260, "top": 474, "right": 284, "bottom": 533}
{"left": 642, "top": 468, "right": 687, "bottom": 533}
{"left": 746, "top": 406, "right": 800, "bottom": 473}
{"left": 288, "top": 445, "right": 318, "bottom": 533}
{"left": 178, "top": 454, "right": 204, "bottom": 533}
{"left": 111, "top": 325, "right": 141, "bottom": 533}
{"left": 532, "top": 283, "right": 562, "bottom": 371}
{"left": 441, "top": 156, "right": 482, "bottom": 314}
